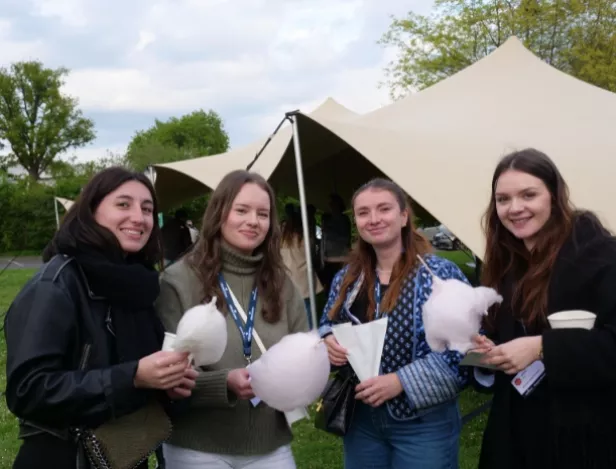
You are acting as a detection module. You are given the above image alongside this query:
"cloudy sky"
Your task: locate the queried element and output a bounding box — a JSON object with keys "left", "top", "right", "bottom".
{"left": 1, "top": 0, "right": 434, "bottom": 162}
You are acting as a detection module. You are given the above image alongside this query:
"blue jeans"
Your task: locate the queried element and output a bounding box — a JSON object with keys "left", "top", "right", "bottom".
{"left": 343, "top": 400, "right": 461, "bottom": 469}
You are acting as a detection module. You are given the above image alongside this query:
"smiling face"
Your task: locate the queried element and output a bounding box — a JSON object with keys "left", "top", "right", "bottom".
{"left": 494, "top": 169, "right": 552, "bottom": 249}
{"left": 221, "top": 182, "right": 271, "bottom": 254}
{"left": 94, "top": 180, "right": 155, "bottom": 254}
{"left": 353, "top": 187, "right": 408, "bottom": 247}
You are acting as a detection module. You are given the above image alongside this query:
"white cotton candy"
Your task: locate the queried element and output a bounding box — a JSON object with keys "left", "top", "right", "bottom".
{"left": 173, "top": 297, "right": 228, "bottom": 367}
{"left": 423, "top": 277, "right": 503, "bottom": 354}
{"left": 247, "top": 331, "right": 330, "bottom": 412}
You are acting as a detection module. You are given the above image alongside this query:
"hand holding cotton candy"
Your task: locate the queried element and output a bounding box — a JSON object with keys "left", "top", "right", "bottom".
{"left": 419, "top": 256, "right": 503, "bottom": 354}
{"left": 173, "top": 297, "right": 228, "bottom": 367}
{"left": 247, "top": 331, "right": 330, "bottom": 412}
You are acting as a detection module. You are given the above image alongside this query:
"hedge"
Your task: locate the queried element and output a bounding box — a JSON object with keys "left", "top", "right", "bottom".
{"left": 0, "top": 175, "right": 209, "bottom": 254}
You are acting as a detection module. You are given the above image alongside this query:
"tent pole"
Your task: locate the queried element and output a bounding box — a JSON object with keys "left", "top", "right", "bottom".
{"left": 288, "top": 113, "right": 318, "bottom": 330}
{"left": 54, "top": 198, "right": 60, "bottom": 231}
{"left": 246, "top": 111, "right": 298, "bottom": 171}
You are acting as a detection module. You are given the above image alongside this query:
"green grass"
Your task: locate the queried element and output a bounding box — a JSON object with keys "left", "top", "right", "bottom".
{"left": 0, "top": 269, "right": 38, "bottom": 469}
{"left": 0, "top": 250, "right": 42, "bottom": 258}
{"left": 0, "top": 256, "right": 488, "bottom": 469}
{"left": 436, "top": 249, "right": 478, "bottom": 281}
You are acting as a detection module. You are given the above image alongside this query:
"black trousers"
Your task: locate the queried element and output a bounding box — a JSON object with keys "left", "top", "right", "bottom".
{"left": 13, "top": 433, "right": 76, "bottom": 469}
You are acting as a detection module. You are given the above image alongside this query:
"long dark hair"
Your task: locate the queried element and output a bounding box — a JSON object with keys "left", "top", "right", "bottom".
{"left": 328, "top": 178, "right": 432, "bottom": 321}
{"left": 481, "top": 148, "right": 575, "bottom": 327}
{"left": 281, "top": 205, "right": 303, "bottom": 247}
{"left": 43, "top": 167, "right": 163, "bottom": 268}
{"left": 188, "top": 170, "right": 285, "bottom": 323}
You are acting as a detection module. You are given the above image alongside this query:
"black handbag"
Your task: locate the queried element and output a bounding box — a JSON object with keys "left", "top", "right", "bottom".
{"left": 314, "top": 365, "right": 359, "bottom": 436}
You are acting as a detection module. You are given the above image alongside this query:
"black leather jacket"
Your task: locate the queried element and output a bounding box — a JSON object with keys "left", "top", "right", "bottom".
{"left": 4, "top": 254, "right": 154, "bottom": 440}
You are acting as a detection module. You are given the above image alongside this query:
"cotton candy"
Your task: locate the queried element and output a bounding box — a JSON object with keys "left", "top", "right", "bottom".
{"left": 423, "top": 277, "right": 502, "bottom": 354}
{"left": 174, "top": 297, "right": 228, "bottom": 367}
{"left": 247, "top": 331, "right": 330, "bottom": 412}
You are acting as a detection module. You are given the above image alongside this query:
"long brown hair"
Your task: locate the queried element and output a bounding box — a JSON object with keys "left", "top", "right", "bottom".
{"left": 281, "top": 204, "right": 303, "bottom": 247}
{"left": 188, "top": 170, "right": 285, "bottom": 323}
{"left": 481, "top": 148, "right": 575, "bottom": 327}
{"left": 328, "top": 178, "right": 432, "bottom": 321}
{"left": 43, "top": 166, "right": 163, "bottom": 269}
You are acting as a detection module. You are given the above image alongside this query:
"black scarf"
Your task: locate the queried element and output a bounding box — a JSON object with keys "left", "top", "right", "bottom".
{"left": 67, "top": 245, "right": 163, "bottom": 363}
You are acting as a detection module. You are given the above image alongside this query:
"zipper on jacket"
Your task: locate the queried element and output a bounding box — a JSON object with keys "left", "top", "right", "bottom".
{"left": 78, "top": 343, "right": 92, "bottom": 371}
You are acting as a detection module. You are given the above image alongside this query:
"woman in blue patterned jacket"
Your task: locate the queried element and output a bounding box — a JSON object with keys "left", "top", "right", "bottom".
{"left": 319, "top": 178, "right": 470, "bottom": 469}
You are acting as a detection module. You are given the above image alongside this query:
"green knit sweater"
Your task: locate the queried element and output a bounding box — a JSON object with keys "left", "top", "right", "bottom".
{"left": 155, "top": 244, "right": 309, "bottom": 456}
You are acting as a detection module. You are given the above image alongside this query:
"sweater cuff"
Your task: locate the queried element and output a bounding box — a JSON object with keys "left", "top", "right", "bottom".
{"left": 318, "top": 324, "right": 333, "bottom": 338}
{"left": 192, "top": 369, "right": 237, "bottom": 408}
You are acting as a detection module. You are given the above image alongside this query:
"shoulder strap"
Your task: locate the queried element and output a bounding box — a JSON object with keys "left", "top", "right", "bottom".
{"left": 226, "top": 287, "right": 267, "bottom": 354}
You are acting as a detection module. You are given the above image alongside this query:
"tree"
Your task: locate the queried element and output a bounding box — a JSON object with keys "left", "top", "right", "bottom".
{"left": 0, "top": 61, "right": 96, "bottom": 180}
{"left": 126, "top": 109, "right": 230, "bottom": 172}
{"left": 380, "top": 0, "right": 616, "bottom": 98}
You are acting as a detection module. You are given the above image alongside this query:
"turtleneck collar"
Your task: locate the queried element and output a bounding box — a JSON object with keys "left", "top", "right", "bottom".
{"left": 221, "top": 241, "right": 263, "bottom": 275}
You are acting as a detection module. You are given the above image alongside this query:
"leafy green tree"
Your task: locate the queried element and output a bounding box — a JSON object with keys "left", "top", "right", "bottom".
{"left": 126, "top": 109, "right": 230, "bottom": 171}
{"left": 0, "top": 61, "right": 96, "bottom": 180}
{"left": 380, "top": 0, "right": 616, "bottom": 98}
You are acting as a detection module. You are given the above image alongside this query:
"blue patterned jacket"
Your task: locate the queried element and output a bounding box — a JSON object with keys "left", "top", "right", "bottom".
{"left": 318, "top": 254, "right": 470, "bottom": 421}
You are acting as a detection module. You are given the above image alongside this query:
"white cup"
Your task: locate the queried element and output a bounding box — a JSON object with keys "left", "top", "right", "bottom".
{"left": 162, "top": 332, "right": 177, "bottom": 351}
{"left": 547, "top": 310, "right": 596, "bottom": 330}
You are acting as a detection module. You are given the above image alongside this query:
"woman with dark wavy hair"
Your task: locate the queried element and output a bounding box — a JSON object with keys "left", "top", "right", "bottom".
{"left": 5, "top": 167, "right": 197, "bottom": 469}
{"left": 472, "top": 148, "right": 616, "bottom": 469}
{"left": 155, "top": 170, "right": 308, "bottom": 469}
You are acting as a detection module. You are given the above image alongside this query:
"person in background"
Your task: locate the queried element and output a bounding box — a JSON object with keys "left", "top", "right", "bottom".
{"left": 186, "top": 219, "right": 199, "bottom": 243}
{"left": 155, "top": 170, "right": 308, "bottom": 469}
{"left": 321, "top": 193, "right": 352, "bottom": 292}
{"left": 280, "top": 204, "right": 324, "bottom": 328}
{"left": 162, "top": 209, "right": 193, "bottom": 265}
{"left": 320, "top": 178, "right": 469, "bottom": 469}
{"left": 472, "top": 148, "right": 616, "bottom": 469}
{"left": 5, "top": 167, "right": 196, "bottom": 469}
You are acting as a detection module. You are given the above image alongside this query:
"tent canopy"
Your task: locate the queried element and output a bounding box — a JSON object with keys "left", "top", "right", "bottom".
{"left": 250, "top": 36, "right": 616, "bottom": 259}
{"left": 153, "top": 97, "right": 359, "bottom": 210}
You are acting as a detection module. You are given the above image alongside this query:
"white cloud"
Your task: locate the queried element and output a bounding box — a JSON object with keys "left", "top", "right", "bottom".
{"left": 0, "top": 19, "right": 48, "bottom": 63}
{"left": 4, "top": 0, "right": 434, "bottom": 160}
{"left": 29, "top": 0, "right": 88, "bottom": 27}
{"left": 134, "top": 31, "right": 156, "bottom": 53}
{"left": 63, "top": 143, "right": 127, "bottom": 162}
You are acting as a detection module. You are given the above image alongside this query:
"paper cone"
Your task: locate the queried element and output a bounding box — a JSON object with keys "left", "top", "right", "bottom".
{"left": 332, "top": 317, "right": 388, "bottom": 382}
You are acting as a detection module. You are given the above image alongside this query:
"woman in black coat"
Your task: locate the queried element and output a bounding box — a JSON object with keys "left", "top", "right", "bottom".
{"left": 472, "top": 148, "right": 616, "bottom": 469}
{"left": 4, "top": 167, "right": 198, "bottom": 468}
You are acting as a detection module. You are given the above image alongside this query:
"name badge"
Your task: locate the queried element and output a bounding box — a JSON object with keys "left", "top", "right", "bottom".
{"left": 511, "top": 360, "right": 546, "bottom": 396}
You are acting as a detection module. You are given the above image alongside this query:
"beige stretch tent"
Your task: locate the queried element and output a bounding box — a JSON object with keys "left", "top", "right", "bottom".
{"left": 153, "top": 97, "right": 359, "bottom": 210}
{"left": 250, "top": 36, "right": 616, "bottom": 260}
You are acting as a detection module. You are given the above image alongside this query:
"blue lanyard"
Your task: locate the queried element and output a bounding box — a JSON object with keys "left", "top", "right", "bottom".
{"left": 218, "top": 273, "right": 258, "bottom": 363}
{"left": 374, "top": 278, "right": 383, "bottom": 320}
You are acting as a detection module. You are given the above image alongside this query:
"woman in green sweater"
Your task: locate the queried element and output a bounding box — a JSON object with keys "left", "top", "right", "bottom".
{"left": 155, "top": 169, "right": 309, "bottom": 469}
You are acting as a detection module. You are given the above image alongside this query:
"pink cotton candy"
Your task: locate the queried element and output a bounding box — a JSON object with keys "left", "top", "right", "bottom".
{"left": 423, "top": 277, "right": 503, "bottom": 354}
{"left": 247, "top": 332, "right": 330, "bottom": 412}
